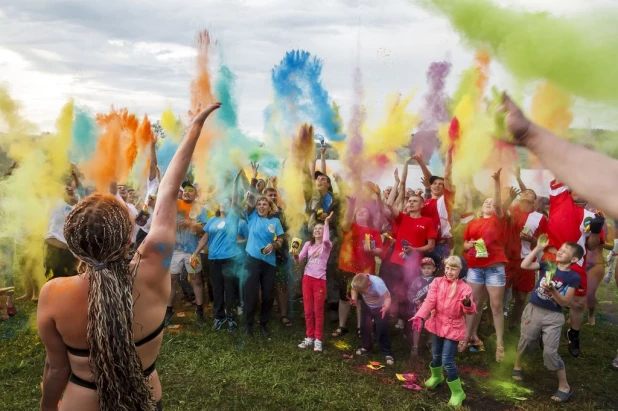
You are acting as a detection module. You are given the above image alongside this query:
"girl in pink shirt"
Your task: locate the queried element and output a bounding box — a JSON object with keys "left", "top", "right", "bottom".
{"left": 294, "top": 213, "right": 333, "bottom": 352}
{"left": 410, "top": 256, "right": 476, "bottom": 408}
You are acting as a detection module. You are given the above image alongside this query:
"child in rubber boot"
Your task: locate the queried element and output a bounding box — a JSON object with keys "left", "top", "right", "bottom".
{"left": 410, "top": 256, "right": 476, "bottom": 407}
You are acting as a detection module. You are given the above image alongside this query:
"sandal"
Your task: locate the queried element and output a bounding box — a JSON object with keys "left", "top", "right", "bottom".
{"left": 356, "top": 347, "right": 370, "bottom": 356}
{"left": 357, "top": 328, "right": 361, "bottom": 338}
{"left": 495, "top": 344, "right": 505, "bottom": 362}
{"left": 457, "top": 340, "right": 469, "bottom": 353}
{"left": 551, "top": 387, "right": 574, "bottom": 403}
{"left": 332, "top": 326, "right": 349, "bottom": 337}
{"left": 511, "top": 368, "right": 524, "bottom": 381}
{"left": 410, "top": 347, "right": 419, "bottom": 357}
{"left": 469, "top": 338, "right": 485, "bottom": 352}
{"left": 281, "top": 316, "right": 293, "bottom": 327}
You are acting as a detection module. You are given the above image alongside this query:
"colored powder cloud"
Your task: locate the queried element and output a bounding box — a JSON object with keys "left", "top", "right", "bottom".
{"left": 416, "top": 0, "right": 618, "bottom": 104}
{"left": 85, "top": 108, "right": 140, "bottom": 191}
{"left": 0, "top": 90, "right": 74, "bottom": 291}
{"left": 265, "top": 50, "right": 345, "bottom": 144}
{"left": 70, "top": 108, "right": 98, "bottom": 163}
{"left": 530, "top": 82, "right": 574, "bottom": 137}
{"left": 363, "top": 92, "right": 420, "bottom": 169}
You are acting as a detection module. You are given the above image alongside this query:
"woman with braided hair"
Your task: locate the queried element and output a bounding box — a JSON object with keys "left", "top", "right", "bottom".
{"left": 36, "top": 102, "right": 221, "bottom": 411}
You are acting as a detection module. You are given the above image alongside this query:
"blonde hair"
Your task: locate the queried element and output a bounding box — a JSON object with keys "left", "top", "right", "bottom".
{"left": 444, "top": 255, "right": 463, "bottom": 298}
{"left": 351, "top": 273, "right": 371, "bottom": 293}
{"left": 64, "top": 194, "right": 156, "bottom": 411}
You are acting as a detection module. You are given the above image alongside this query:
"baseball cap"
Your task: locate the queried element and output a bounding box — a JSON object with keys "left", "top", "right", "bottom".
{"left": 181, "top": 181, "right": 196, "bottom": 191}
{"left": 314, "top": 171, "right": 333, "bottom": 193}
{"left": 420, "top": 257, "right": 436, "bottom": 267}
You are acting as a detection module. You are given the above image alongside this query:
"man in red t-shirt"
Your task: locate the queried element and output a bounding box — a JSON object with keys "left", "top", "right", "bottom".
{"left": 415, "top": 152, "right": 454, "bottom": 264}
{"left": 504, "top": 189, "right": 548, "bottom": 327}
{"left": 544, "top": 180, "right": 603, "bottom": 357}
{"left": 383, "top": 194, "right": 437, "bottom": 324}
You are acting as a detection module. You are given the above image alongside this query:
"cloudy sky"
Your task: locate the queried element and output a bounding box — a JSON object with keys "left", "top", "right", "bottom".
{"left": 0, "top": 0, "right": 615, "bottom": 136}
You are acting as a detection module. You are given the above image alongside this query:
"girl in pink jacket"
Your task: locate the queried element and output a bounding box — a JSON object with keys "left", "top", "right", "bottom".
{"left": 410, "top": 256, "right": 476, "bottom": 408}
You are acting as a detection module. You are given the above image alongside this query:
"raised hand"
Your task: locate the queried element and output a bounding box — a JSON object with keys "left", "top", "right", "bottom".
{"left": 192, "top": 102, "right": 222, "bottom": 125}
{"left": 394, "top": 168, "right": 400, "bottom": 184}
{"left": 250, "top": 162, "right": 259, "bottom": 178}
{"left": 421, "top": 176, "right": 430, "bottom": 189}
{"left": 509, "top": 186, "right": 521, "bottom": 201}
{"left": 412, "top": 153, "right": 424, "bottom": 164}
{"left": 492, "top": 168, "right": 502, "bottom": 182}
{"left": 498, "top": 93, "right": 532, "bottom": 146}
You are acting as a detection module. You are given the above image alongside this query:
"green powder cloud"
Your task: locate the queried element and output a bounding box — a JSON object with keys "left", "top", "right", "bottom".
{"left": 415, "top": 0, "right": 618, "bottom": 104}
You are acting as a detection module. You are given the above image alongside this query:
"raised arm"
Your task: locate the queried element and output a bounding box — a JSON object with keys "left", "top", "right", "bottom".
{"left": 140, "top": 103, "right": 221, "bottom": 257}
{"left": 443, "top": 150, "right": 453, "bottom": 192}
{"left": 492, "top": 168, "right": 504, "bottom": 218}
{"left": 149, "top": 138, "right": 158, "bottom": 181}
{"left": 502, "top": 186, "right": 520, "bottom": 211}
{"left": 397, "top": 157, "right": 413, "bottom": 211}
{"left": 232, "top": 169, "right": 242, "bottom": 207}
{"left": 515, "top": 166, "right": 527, "bottom": 192}
{"left": 320, "top": 145, "right": 327, "bottom": 175}
{"left": 414, "top": 152, "right": 432, "bottom": 183}
{"left": 342, "top": 196, "right": 356, "bottom": 232}
{"left": 501, "top": 93, "right": 618, "bottom": 220}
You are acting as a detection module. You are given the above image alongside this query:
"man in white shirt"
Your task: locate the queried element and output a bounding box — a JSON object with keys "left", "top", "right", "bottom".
{"left": 44, "top": 185, "right": 79, "bottom": 280}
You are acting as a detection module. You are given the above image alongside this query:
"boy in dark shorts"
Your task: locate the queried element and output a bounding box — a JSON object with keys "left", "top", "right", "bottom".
{"left": 513, "top": 240, "right": 584, "bottom": 403}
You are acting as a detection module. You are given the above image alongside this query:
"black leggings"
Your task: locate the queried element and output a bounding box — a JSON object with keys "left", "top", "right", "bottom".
{"left": 210, "top": 258, "right": 239, "bottom": 320}
{"left": 243, "top": 255, "right": 276, "bottom": 327}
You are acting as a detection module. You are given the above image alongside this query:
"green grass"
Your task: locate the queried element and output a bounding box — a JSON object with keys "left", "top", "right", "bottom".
{"left": 2, "top": 284, "right": 618, "bottom": 411}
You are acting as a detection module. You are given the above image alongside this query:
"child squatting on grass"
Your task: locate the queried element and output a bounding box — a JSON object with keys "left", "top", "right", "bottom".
{"left": 409, "top": 255, "right": 476, "bottom": 408}
{"left": 351, "top": 273, "right": 395, "bottom": 366}
{"left": 512, "top": 239, "right": 585, "bottom": 403}
{"left": 293, "top": 212, "right": 333, "bottom": 352}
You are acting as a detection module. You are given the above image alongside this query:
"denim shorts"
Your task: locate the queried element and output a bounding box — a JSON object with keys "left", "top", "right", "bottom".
{"left": 466, "top": 264, "right": 506, "bottom": 287}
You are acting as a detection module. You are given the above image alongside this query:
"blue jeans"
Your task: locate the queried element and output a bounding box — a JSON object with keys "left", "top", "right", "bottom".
{"left": 360, "top": 299, "right": 392, "bottom": 356}
{"left": 432, "top": 335, "right": 458, "bottom": 382}
{"left": 466, "top": 264, "right": 506, "bottom": 287}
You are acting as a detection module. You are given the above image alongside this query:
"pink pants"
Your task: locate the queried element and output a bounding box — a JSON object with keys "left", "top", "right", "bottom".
{"left": 302, "top": 275, "right": 327, "bottom": 340}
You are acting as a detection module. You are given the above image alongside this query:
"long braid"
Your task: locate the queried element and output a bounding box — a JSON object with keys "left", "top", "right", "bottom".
{"left": 64, "top": 194, "right": 156, "bottom": 411}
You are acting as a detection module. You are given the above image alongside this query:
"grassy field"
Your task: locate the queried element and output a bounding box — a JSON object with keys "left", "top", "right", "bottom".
{"left": 2, "top": 283, "right": 618, "bottom": 411}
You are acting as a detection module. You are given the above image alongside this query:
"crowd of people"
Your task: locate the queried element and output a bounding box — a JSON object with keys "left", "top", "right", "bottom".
{"left": 1, "top": 96, "right": 618, "bottom": 410}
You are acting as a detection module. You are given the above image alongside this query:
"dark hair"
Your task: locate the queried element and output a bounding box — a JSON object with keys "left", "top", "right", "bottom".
{"left": 564, "top": 242, "right": 585, "bottom": 261}
{"left": 429, "top": 176, "right": 444, "bottom": 185}
{"left": 522, "top": 189, "right": 537, "bottom": 200}
{"left": 264, "top": 187, "right": 277, "bottom": 195}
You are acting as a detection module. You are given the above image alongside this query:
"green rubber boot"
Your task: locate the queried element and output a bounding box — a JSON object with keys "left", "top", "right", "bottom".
{"left": 447, "top": 378, "right": 466, "bottom": 407}
{"left": 425, "top": 365, "right": 445, "bottom": 389}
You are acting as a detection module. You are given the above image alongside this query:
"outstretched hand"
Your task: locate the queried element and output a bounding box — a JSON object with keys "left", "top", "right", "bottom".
{"left": 408, "top": 316, "right": 423, "bottom": 333}
{"left": 492, "top": 168, "right": 502, "bottom": 182}
{"left": 192, "top": 102, "right": 222, "bottom": 125}
{"left": 498, "top": 93, "right": 532, "bottom": 146}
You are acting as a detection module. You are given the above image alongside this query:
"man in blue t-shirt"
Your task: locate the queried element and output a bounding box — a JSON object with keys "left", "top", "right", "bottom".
{"left": 513, "top": 240, "right": 584, "bottom": 404}
{"left": 165, "top": 181, "right": 209, "bottom": 326}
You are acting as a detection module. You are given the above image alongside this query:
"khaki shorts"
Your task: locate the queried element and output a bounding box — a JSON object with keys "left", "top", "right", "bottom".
{"left": 517, "top": 303, "right": 565, "bottom": 371}
{"left": 170, "top": 250, "right": 202, "bottom": 275}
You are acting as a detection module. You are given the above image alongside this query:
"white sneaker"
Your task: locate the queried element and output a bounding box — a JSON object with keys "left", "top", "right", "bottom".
{"left": 395, "top": 319, "right": 405, "bottom": 329}
{"left": 313, "top": 340, "right": 323, "bottom": 352}
{"left": 237, "top": 305, "right": 244, "bottom": 315}
{"left": 298, "top": 337, "right": 314, "bottom": 349}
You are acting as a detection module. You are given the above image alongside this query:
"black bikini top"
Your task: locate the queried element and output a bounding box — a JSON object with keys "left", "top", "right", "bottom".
{"left": 66, "top": 319, "right": 166, "bottom": 357}
{"left": 65, "top": 251, "right": 165, "bottom": 357}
